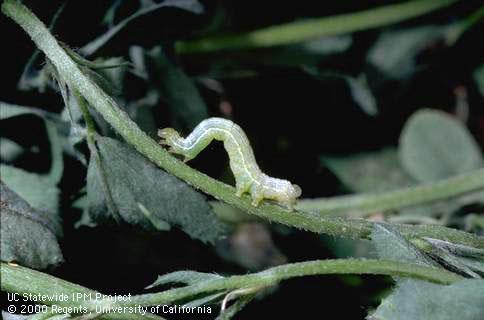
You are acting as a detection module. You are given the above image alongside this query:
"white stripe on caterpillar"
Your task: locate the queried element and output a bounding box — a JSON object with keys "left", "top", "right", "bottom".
{"left": 158, "top": 118, "right": 301, "bottom": 210}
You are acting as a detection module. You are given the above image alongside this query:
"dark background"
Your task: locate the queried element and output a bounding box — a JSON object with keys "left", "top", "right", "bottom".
{"left": 1, "top": 0, "right": 483, "bottom": 318}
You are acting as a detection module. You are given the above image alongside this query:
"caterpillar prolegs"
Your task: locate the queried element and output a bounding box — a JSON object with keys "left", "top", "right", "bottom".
{"left": 158, "top": 118, "right": 301, "bottom": 210}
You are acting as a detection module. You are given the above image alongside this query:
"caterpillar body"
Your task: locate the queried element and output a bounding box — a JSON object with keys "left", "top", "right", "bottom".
{"left": 158, "top": 118, "right": 301, "bottom": 210}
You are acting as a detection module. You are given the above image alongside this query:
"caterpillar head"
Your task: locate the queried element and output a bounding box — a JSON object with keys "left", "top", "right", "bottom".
{"left": 279, "top": 184, "right": 301, "bottom": 211}
{"left": 291, "top": 184, "right": 302, "bottom": 199}
{"left": 158, "top": 128, "right": 181, "bottom": 146}
{"left": 263, "top": 176, "right": 302, "bottom": 210}
{"left": 285, "top": 183, "right": 302, "bottom": 207}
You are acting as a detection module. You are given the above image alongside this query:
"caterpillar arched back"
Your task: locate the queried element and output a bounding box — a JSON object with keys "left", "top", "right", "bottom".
{"left": 158, "top": 118, "right": 301, "bottom": 210}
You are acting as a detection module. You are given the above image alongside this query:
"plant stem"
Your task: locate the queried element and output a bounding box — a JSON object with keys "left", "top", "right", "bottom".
{"left": 73, "top": 90, "right": 121, "bottom": 223}
{"left": 73, "top": 90, "right": 96, "bottom": 141}
{"left": 1, "top": 259, "right": 462, "bottom": 311}
{"left": 2, "top": 0, "right": 483, "bottom": 249}
{"left": 126, "top": 259, "right": 462, "bottom": 307}
{"left": 0, "top": 263, "right": 163, "bottom": 320}
{"left": 176, "top": 0, "right": 458, "bottom": 53}
{"left": 297, "top": 171, "right": 484, "bottom": 217}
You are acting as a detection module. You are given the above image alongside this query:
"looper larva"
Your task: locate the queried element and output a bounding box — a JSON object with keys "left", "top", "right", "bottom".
{"left": 158, "top": 118, "right": 301, "bottom": 210}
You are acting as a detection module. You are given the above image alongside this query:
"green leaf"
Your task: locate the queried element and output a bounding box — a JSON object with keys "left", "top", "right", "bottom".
{"left": 147, "top": 270, "right": 227, "bottom": 307}
{"left": 426, "top": 244, "right": 480, "bottom": 278}
{"left": 459, "top": 257, "right": 484, "bottom": 275}
{"left": 148, "top": 47, "right": 208, "bottom": 130}
{"left": 216, "top": 293, "right": 256, "bottom": 320}
{"left": 368, "top": 279, "right": 484, "bottom": 320}
{"left": 367, "top": 25, "right": 459, "bottom": 80}
{"left": 87, "top": 137, "right": 227, "bottom": 243}
{"left": 0, "top": 102, "right": 45, "bottom": 119}
{"left": 423, "top": 238, "right": 484, "bottom": 260}
{"left": 372, "top": 224, "right": 435, "bottom": 266}
{"left": 423, "top": 238, "right": 484, "bottom": 277}
{"left": 147, "top": 270, "right": 223, "bottom": 289}
{"left": 346, "top": 74, "right": 378, "bottom": 116}
{"left": 0, "top": 182, "right": 63, "bottom": 269}
{"left": 0, "top": 137, "right": 24, "bottom": 162}
{"left": 399, "top": 109, "right": 483, "bottom": 182}
{"left": 368, "top": 225, "right": 484, "bottom": 320}
{"left": 0, "top": 103, "right": 64, "bottom": 216}
{"left": 322, "top": 148, "right": 415, "bottom": 193}
{"left": 0, "top": 165, "right": 60, "bottom": 220}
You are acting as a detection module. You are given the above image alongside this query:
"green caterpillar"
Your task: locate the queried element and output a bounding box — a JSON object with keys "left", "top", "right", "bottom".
{"left": 158, "top": 118, "right": 301, "bottom": 210}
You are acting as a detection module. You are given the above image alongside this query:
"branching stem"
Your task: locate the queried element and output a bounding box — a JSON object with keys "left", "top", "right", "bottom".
{"left": 2, "top": 0, "right": 483, "bottom": 249}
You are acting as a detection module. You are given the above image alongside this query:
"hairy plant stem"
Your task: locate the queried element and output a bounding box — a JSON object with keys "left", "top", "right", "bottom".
{"left": 0, "top": 263, "right": 164, "bottom": 320}
{"left": 73, "top": 89, "right": 121, "bottom": 223}
{"left": 297, "top": 171, "right": 484, "bottom": 217}
{"left": 125, "top": 259, "right": 463, "bottom": 307}
{"left": 0, "top": 260, "right": 462, "bottom": 312}
{"left": 176, "top": 0, "right": 458, "bottom": 53}
{"left": 2, "top": 0, "right": 483, "bottom": 249}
